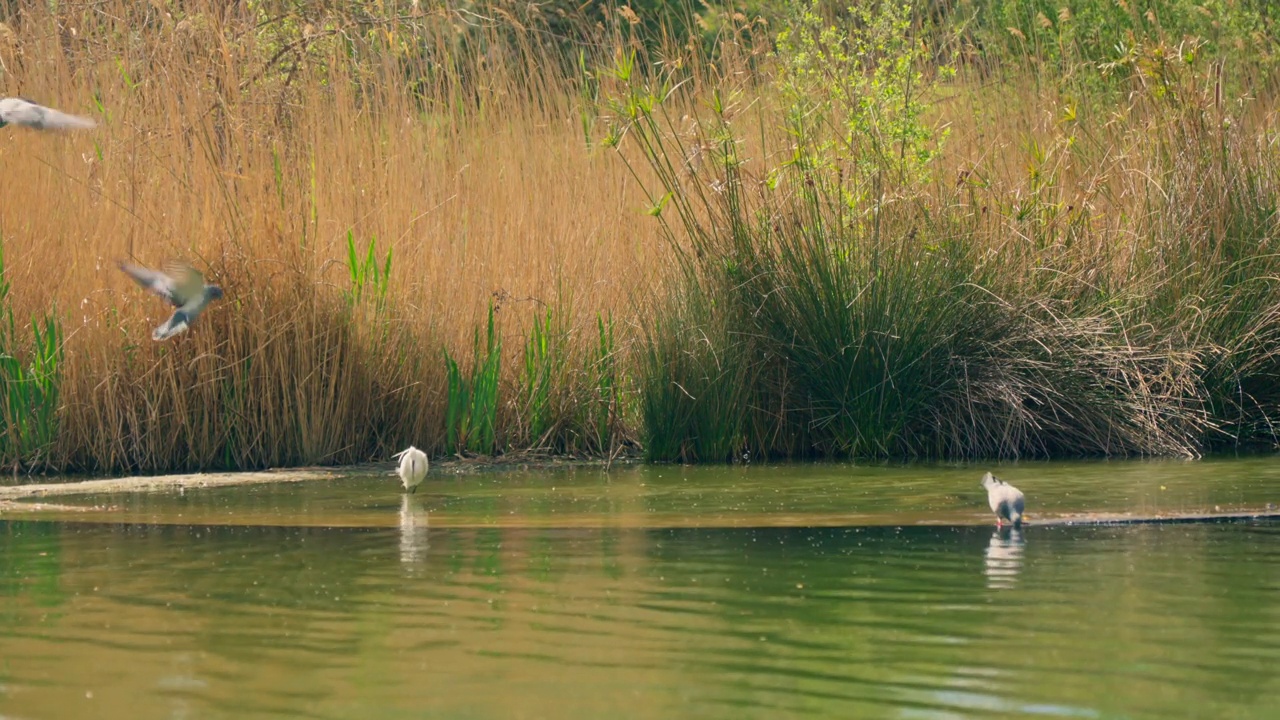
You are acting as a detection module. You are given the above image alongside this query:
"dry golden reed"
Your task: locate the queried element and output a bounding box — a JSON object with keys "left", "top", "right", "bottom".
{"left": 0, "top": 1, "right": 664, "bottom": 472}
{"left": 0, "top": 0, "right": 1277, "bottom": 472}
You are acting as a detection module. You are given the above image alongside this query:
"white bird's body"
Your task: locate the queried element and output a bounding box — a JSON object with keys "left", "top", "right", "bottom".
{"left": 393, "top": 446, "right": 429, "bottom": 493}
{"left": 0, "top": 97, "right": 96, "bottom": 131}
{"left": 981, "top": 472, "right": 1025, "bottom": 527}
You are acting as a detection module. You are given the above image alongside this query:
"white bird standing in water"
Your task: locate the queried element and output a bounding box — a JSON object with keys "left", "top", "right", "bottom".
{"left": 393, "top": 446, "right": 429, "bottom": 493}
{"left": 981, "top": 472, "right": 1025, "bottom": 528}
{"left": 0, "top": 97, "right": 96, "bottom": 131}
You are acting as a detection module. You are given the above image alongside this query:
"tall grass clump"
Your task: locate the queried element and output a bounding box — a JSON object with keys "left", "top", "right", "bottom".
{"left": 955, "top": 0, "right": 1278, "bottom": 75}
{"left": 589, "top": 312, "right": 621, "bottom": 453}
{"left": 611, "top": 0, "right": 1017, "bottom": 460}
{"left": 1116, "top": 54, "right": 1280, "bottom": 451}
{"left": 521, "top": 306, "right": 557, "bottom": 448}
{"left": 0, "top": 242, "right": 62, "bottom": 471}
{"left": 609, "top": 0, "right": 1279, "bottom": 461}
{"left": 516, "top": 305, "right": 625, "bottom": 456}
{"left": 638, "top": 281, "right": 758, "bottom": 462}
{"left": 444, "top": 303, "right": 501, "bottom": 456}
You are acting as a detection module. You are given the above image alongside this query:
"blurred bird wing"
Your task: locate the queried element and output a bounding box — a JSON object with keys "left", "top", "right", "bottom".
{"left": 0, "top": 97, "right": 95, "bottom": 130}
{"left": 393, "top": 446, "right": 426, "bottom": 462}
{"left": 119, "top": 261, "right": 180, "bottom": 306}
{"left": 166, "top": 262, "right": 207, "bottom": 306}
{"left": 395, "top": 449, "right": 417, "bottom": 473}
{"left": 31, "top": 104, "right": 96, "bottom": 130}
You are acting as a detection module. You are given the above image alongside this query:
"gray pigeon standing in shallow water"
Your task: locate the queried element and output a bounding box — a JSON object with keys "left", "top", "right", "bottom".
{"left": 0, "top": 98, "right": 96, "bottom": 131}
{"left": 981, "top": 472, "right": 1025, "bottom": 528}
{"left": 118, "top": 261, "right": 224, "bottom": 341}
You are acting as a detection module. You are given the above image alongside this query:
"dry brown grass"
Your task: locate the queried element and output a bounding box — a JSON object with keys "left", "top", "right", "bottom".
{"left": 1, "top": 1, "right": 1278, "bottom": 471}
{"left": 0, "top": 1, "right": 666, "bottom": 471}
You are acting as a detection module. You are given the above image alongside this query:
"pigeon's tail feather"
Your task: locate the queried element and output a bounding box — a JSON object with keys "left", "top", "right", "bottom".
{"left": 153, "top": 316, "right": 190, "bottom": 341}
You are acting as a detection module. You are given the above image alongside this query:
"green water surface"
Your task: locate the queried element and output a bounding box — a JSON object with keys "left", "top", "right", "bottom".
{"left": 1, "top": 458, "right": 1278, "bottom": 718}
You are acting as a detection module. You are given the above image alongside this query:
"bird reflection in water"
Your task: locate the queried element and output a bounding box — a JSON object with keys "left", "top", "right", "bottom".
{"left": 983, "top": 525, "right": 1025, "bottom": 589}
{"left": 399, "top": 494, "right": 430, "bottom": 566}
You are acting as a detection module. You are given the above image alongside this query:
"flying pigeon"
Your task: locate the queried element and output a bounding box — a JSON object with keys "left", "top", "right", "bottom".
{"left": 393, "top": 446, "right": 429, "bottom": 493}
{"left": 0, "top": 97, "right": 96, "bottom": 131}
{"left": 118, "top": 260, "right": 224, "bottom": 341}
{"left": 980, "top": 471, "right": 1025, "bottom": 528}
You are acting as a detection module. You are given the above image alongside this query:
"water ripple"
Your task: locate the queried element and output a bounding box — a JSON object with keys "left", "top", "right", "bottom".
{"left": 0, "top": 511, "right": 1277, "bottom": 718}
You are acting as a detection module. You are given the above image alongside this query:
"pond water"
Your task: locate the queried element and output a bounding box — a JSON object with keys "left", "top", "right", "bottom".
{"left": 1, "top": 458, "right": 1278, "bottom": 719}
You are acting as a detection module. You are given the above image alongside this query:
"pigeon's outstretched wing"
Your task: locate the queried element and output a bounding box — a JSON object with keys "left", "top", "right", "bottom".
{"left": 118, "top": 261, "right": 206, "bottom": 307}
{"left": 0, "top": 97, "right": 96, "bottom": 131}
{"left": 167, "top": 262, "right": 207, "bottom": 307}
{"left": 118, "top": 261, "right": 180, "bottom": 306}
